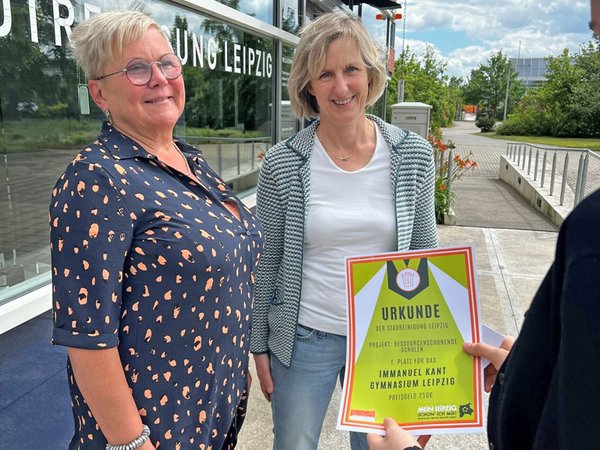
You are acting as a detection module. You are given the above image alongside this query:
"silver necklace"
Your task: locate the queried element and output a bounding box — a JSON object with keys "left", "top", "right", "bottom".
{"left": 173, "top": 142, "right": 192, "bottom": 176}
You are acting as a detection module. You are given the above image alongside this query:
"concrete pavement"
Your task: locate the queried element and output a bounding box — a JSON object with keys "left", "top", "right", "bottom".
{"left": 236, "top": 121, "right": 561, "bottom": 449}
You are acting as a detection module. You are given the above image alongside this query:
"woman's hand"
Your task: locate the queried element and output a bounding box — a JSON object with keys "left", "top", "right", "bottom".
{"left": 463, "top": 336, "right": 515, "bottom": 392}
{"left": 253, "top": 353, "right": 274, "bottom": 401}
{"left": 367, "top": 418, "right": 421, "bottom": 450}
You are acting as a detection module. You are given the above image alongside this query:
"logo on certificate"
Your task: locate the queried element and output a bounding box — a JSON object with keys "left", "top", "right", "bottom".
{"left": 386, "top": 259, "right": 429, "bottom": 299}
{"left": 396, "top": 268, "right": 420, "bottom": 292}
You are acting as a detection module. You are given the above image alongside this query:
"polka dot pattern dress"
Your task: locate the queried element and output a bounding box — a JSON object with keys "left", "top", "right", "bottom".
{"left": 50, "top": 122, "right": 264, "bottom": 449}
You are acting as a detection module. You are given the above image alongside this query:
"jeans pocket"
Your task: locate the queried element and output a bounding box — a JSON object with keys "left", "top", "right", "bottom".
{"left": 295, "top": 324, "right": 315, "bottom": 341}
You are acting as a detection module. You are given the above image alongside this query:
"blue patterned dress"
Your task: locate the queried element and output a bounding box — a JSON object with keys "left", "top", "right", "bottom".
{"left": 50, "top": 122, "right": 264, "bottom": 449}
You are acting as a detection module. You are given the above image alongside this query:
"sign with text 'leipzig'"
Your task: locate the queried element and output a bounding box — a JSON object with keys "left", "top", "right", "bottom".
{"left": 338, "top": 246, "right": 484, "bottom": 436}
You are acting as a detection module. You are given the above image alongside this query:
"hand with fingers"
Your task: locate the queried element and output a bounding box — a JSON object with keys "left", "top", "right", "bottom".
{"left": 253, "top": 353, "right": 274, "bottom": 401}
{"left": 463, "top": 336, "right": 515, "bottom": 392}
{"left": 367, "top": 418, "right": 422, "bottom": 450}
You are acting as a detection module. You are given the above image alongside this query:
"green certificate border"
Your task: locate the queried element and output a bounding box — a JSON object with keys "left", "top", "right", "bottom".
{"left": 338, "top": 246, "right": 484, "bottom": 435}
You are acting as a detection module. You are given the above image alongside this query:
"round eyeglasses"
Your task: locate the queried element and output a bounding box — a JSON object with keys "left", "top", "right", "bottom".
{"left": 94, "top": 53, "right": 182, "bottom": 86}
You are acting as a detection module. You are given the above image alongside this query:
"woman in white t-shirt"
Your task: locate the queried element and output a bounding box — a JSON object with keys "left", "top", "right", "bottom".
{"left": 251, "top": 12, "right": 438, "bottom": 450}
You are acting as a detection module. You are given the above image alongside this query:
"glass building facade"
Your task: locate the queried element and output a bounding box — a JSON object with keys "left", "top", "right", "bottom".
{"left": 0, "top": 0, "right": 394, "bottom": 332}
{"left": 510, "top": 57, "right": 548, "bottom": 89}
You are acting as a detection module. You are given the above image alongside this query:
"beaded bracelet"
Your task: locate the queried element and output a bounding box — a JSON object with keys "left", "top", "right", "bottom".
{"left": 105, "top": 424, "right": 151, "bottom": 450}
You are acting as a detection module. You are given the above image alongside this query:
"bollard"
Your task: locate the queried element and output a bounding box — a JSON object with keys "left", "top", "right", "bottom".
{"left": 541, "top": 152, "right": 547, "bottom": 188}
{"left": 574, "top": 153, "right": 585, "bottom": 205}
{"left": 549, "top": 152, "right": 557, "bottom": 196}
{"left": 560, "top": 153, "right": 569, "bottom": 206}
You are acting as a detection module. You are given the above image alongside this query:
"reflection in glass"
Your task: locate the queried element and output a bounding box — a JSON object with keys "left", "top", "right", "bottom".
{"left": 0, "top": 0, "right": 274, "bottom": 303}
{"left": 280, "top": 44, "right": 298, "bottom": 139}
{"left": 214, "top": 0, "right": 274, "bottom": 25}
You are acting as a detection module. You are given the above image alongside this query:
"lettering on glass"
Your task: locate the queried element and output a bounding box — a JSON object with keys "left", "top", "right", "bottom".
{"left": 0, "top": 0, "right": 273, "bottom": 79}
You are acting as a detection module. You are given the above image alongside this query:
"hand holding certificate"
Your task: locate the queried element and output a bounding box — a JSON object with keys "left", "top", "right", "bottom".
{"left": 338, "top": 246, "right": 484, "bottom": 436}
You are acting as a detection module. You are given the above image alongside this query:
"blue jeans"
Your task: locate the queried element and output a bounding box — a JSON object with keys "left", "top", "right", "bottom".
{"left": 270, "top": 325, "right": 369, "bottom": 450}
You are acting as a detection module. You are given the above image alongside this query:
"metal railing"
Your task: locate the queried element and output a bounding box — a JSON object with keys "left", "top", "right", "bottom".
{"left": 183, "top": 136, "right": 271, "bottom": 182}
{"left": 506, "top": 142, "right": 600, "bottom": 207}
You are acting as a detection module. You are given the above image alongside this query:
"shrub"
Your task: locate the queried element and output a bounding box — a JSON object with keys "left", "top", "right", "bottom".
{"left": 475, "top": 116, "right": 496, "bottom": 132}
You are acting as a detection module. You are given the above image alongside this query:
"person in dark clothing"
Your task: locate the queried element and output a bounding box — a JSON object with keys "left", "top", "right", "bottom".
{"left": 368, "top": 4, "right": 600, "bottom": 449}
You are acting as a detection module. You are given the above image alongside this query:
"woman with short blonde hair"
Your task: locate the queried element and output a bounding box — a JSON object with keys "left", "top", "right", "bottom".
{"left": 51, "top": 9, "right": 263, "bottom": 450}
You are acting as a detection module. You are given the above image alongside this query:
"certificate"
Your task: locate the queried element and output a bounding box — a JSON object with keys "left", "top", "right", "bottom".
{"left": 338, "top": 246, "right": 484, "bottom": 436}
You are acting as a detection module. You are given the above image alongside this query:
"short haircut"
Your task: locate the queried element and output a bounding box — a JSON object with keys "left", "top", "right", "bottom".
{"left": 287, "top": 12, "right": 387, "bottom": 119}
{"left": 70, "top": 10, "right": 168, "bottom": 80}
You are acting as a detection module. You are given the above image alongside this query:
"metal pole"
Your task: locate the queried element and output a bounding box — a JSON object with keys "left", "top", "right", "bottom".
{"left": 560, "top": 153, "right": 569, "bottom": 206}
{"left": 549, "top": 152, "right": 557, "bottom": 196}
{"left": 575, "top": 153, "right": 585, "bottom": 205}
{"left": 580, "top": 153, "right": 589, "bottom": 203}
{"left": 503, "top": 41, "right": 521, "bottom": 121}
{"left": 541, "top": 151, "right": 547, "bottom": 188}
{"left": 447, "top": 149, "right": 453, "bottom": 194}
{"left": 218, "top": 143, "right": 223, "bottom": 174}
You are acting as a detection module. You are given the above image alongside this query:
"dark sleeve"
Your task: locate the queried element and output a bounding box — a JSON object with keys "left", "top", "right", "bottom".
{"left": 557, "top": 195, "right": 600, "bottom": 447}
{"left": 50, "top": 160, "right": 133, "bottom": 349}
{"left": 488, "top": 190, "right": 600, "bottom": 449}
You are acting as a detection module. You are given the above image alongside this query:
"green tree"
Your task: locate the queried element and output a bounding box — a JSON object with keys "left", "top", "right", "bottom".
{"left": 497, "top": 37, "right": 600, "bottom": 137}
{"left": 0, "top": 3, "right": 51, "bottom": 117}
{"left": 463, "top": 50, "right": 524, "bottom": 120}
{"left": 567, "top": 42, "right": 600, "bottom": 136}
{"left": 387, "top": 45, "right": 457, "bottom": 135}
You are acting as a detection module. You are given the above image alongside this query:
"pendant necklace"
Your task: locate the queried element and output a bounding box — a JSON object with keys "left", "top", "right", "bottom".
{"left": 319, "top": 134, "right": 354, "bottom": 161}
{"left": 333, "top": 151, "right": 354, "bottom": 161}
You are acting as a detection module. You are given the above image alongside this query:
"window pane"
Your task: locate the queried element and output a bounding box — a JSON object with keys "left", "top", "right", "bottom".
{"left": 0, "top": 0, "right": 275, "bottom": 303}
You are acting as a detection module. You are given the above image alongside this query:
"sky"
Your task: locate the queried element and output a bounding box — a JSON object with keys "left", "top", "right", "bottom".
{"left": 360, "top": 0, "right": 594, "bottom": 80}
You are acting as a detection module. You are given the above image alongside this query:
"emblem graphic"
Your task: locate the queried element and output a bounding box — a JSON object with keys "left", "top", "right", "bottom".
{"left": 396, "top": 268, "right": 420, "bottom": 292}
{"left": 386, "top": 258, "right": 429, "bottom": 299}
{"left": 459, "top": 403, "right": 474, "bottom": 417}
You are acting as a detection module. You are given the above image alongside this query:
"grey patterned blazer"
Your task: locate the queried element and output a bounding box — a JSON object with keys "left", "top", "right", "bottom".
{"left": 250, "top": 115, "right": 439, "bottom": 367}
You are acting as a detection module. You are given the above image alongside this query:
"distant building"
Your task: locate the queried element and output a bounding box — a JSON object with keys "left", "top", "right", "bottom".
{"left": 510, "top": 57, "right": 548, "bottom": 89}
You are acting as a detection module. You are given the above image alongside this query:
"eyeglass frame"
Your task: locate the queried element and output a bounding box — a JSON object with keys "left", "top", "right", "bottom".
{"left": 94, "top": 53, "right": 183, "bottom": 86}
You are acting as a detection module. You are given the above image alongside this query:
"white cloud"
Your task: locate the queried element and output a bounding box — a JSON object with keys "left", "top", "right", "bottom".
{"left": 391, "top": 0, "right": 593, "bottom": 78}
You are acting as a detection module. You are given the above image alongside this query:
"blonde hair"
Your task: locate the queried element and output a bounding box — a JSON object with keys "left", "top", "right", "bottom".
{"left": 71, "top": 10, "right": 168, "bottom": 80}
{"left": 287, "top": 12, "right": 387, "bottom": 118}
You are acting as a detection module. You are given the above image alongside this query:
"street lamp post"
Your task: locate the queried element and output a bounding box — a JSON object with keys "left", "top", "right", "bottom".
{"left": 503, "top": 40, "right": 521, "bottom": 121}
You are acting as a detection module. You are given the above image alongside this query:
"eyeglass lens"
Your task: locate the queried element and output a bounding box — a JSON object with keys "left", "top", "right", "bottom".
{"left": 126, "top": 54, "right": 182, "bottom": 85}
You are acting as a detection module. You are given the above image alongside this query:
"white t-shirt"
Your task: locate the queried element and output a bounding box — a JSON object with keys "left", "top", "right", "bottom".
{"left": 298, "top": 124, "right": 397, "bottom": 336}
